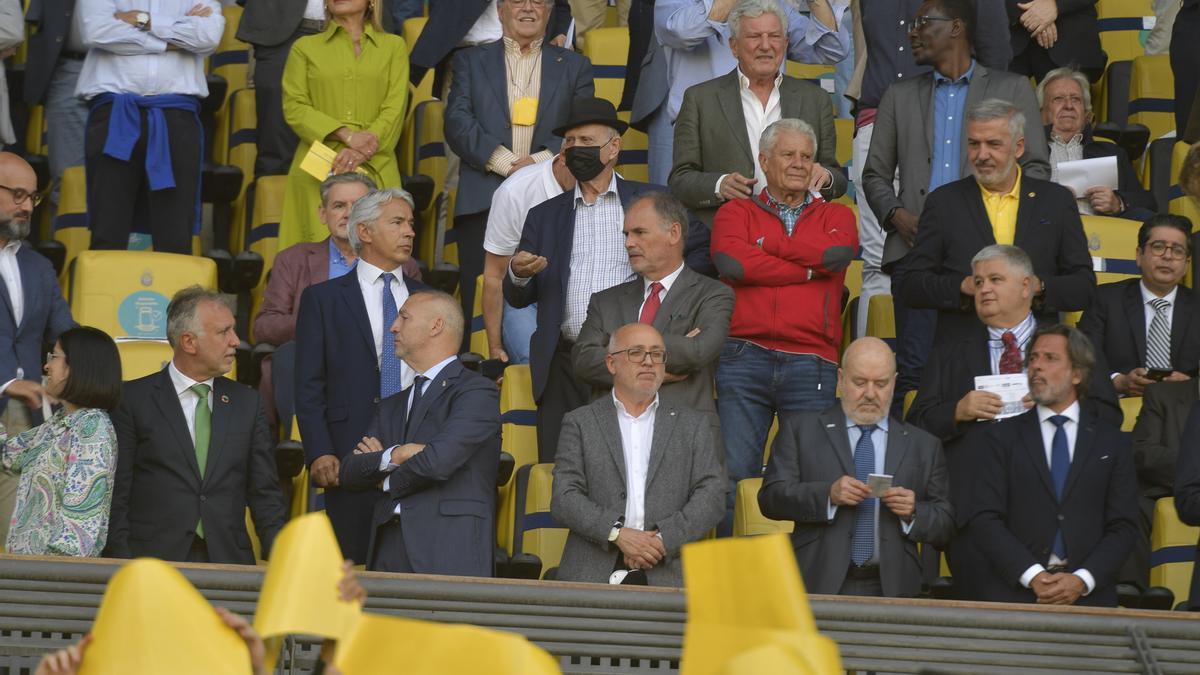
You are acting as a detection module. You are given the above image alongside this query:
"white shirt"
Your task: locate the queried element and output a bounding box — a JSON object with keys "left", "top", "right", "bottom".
{"left": 1018, "top": 401, "right": 1096, "bottom": 595}
{"left": 713, "top": 69, "right": 782, "bottom": 198}
{"left": 0, "top": 240, "right": 22, "bottom": 327}
{"left": 303, "top": 0, "right": 325, "bottom": 21}
{"left": 355, "top": 259, "right": 416, "bottom": 390}
{"left": 75, "top": 0, "right": 224, "bottom": 99}
{"left": 380, "top": 354, "right": 458, "bottom": 509}
{"left": 613, "top": 392, "right": 658, "bottom": 531}
{"left": 484, "top": 157, "right": 567, "bottom": 257}
{"left": 461, "top": 0, "right": 502, "bottom": 46}
{"left": 639, "top": 262, "right": 685, "bottom": 319}
{"left": 168, "top": 360, "right": 214, "bottom": 446}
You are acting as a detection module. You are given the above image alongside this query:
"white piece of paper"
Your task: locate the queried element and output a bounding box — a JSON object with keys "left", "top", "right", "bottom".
{"left": 1055, "top": 156, "right": 1119, "bottom": 198}
{"left": 867, "top": 473, "right": 893, "bottom": 498}
{"left": 974, "top": 373, "right": 1030, "bottom": 421}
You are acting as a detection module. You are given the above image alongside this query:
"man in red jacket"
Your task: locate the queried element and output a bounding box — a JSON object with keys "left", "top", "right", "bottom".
{"left": 711, "top": 117, "right": 858, "bottom": 535}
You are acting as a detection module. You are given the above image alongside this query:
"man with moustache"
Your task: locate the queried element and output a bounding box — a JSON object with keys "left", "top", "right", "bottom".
{"left": 0, "top": 152, "right": 76, "bottom": 545}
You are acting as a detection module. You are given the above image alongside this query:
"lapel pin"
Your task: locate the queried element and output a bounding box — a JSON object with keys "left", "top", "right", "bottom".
{"left": 670, "top": 411, "right": 676, "bottom": 416}
{"left": 825, "top": 423, "right": 836, "bottom": 428}
{"left": 441, "top": 380, "right": 448, "bottom": 387}
{"left": 556, "top": 56, "right": 563, "bottom": 62}
{"left": 1027, "top": 192, "right": 1035, "bottom": 198}
{"left": 220, "top": 394, "right": 230, "bottom": 404}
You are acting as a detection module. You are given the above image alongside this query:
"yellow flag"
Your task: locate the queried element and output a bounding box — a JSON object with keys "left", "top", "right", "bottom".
{"left": 80, "top": 558, "right": 252, "bottom": 675}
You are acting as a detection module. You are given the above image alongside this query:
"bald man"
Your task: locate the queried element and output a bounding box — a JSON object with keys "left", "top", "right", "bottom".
{"left": 0, "top": 152, "right": 76, "bottom": 544}
{"left": 339, "top": 291, "right": 501, "bottom": 576}
{"left": 760, "top": 337, "right": 953, "bottom": 597}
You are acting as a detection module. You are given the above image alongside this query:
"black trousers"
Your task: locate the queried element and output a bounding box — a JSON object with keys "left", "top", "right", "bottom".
{"left": 535, "top": 342, "right": 590, "bottom": 463}
{"left": 250, "top": 25, "right": 322, "bottom": 178}
{"left": 85, "top": 103, "right": 200, "bottom": 254}
{"left": 371, "top": 517, "right": 414, "bottom": 573}
{"left": 185, "top": 536, "right": 210, "bottom": 563}
{"left": 454, "top": 209, "right": 488, "bottom": 353}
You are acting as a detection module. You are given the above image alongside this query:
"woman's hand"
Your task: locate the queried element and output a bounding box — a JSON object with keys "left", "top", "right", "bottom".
{"left": 331, "top": 148, "right": 367, "bottom": 175}
{"left": 346, "top": 131, "right": 380, "bottom": 160}
{"left": 35, "top": 634, "right": 92, "bottom": 675}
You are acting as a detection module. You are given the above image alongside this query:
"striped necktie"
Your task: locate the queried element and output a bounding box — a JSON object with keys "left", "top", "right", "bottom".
{"left": 1146, "top": 297, "right": 1172, "bottom": 371}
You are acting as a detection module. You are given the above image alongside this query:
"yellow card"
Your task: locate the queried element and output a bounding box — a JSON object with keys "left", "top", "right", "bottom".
{"left": 512, "top": 97, "right": 538, "bottom": 126}
{"left": 300, "top": 140, "right": 370, "bottom": 180}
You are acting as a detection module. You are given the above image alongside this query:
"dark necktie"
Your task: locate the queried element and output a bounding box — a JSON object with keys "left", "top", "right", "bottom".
{"left": 639, "top": 281, "right": 664, "bottom": 325}
{"left": 404, "top": 375, "right": 429, "bottom": 442}
{"left": 380, "top": 272, "right": 402, "bottom": 398}
{"left": 999, "top": 330, "right": 1023, "bottom": 374}
{"left": 851, "top": 424, "right": 877, "bottom": 565}
{"left": 1048, "top": 415, "right": 1070, "bottom": 559}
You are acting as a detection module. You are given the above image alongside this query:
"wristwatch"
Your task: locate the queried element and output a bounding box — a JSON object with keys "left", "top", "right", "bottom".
{"left": 135, "top": 11, "right": 150, "bottom": 30}
{"left": 607, "top": 517, "right": 624, "bottom": 542}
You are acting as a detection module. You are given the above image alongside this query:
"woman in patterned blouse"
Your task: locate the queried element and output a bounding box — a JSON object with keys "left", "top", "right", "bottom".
{"left": 2, "top": 326, "right": 121, "bottom": 556}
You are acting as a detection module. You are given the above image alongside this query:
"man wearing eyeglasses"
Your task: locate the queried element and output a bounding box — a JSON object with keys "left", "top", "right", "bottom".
{"left": 552, "top": 322, "right": 725, "bottom": 586}
{"left": 0, "top": 152, "right": 76, "bottom": 546}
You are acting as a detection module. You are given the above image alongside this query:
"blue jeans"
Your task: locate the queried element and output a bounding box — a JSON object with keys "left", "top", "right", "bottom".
{"left": 501, "top": 300, "right": 536, "bottom": 365}
{"left": 716, "top": 339, "right": 838, "bottom": 535}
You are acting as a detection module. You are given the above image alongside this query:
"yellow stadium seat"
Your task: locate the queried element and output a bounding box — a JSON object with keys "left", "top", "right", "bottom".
{"left": 410, "top": 100, "right": 446, "bottom": 264}
{"left": 834, "top": 118, "right": 853, "bottom": 169}
{"left": 441, "top": 189, "right": 459, "bottom": 270}
{"left": 865, "top": 294, "right": 896, "bottom": 340}
{"left": 246, "top": 508, "right": 265, "bottom": 564}
{"left": 903, "top": 390, "right": 918, "bottom": 419}
{"left": 1128, "top": 54, "right": 1175, "bottom": 143}
{"left": 115, "top": 339, "right": 174, "bottom": 380}
{"left": 402, "top": 18, "right": 436, "bottom": 105}
{"left": 1169, "top": 141, "right": 1200, "bottom": 226}
{"left": 511, "top": 463, "right": 568, "bottom": 578}
{"left": 210, "top": 5, "right": 249, "bottom": 164}
{"left": 733, "top": 478, "right": 794, "bottom": 537}
{"left": 470, "top": 275, "right": 489, "bottom": 356}
{"left": 1096, "top": 0, "right": 1153, "bottom": 64}
{"left": 580, "top": 27, "right": 630, "bottom": 107}
{"left": 1119, "top": 395, "right": 1142, "bottom": 432}
{"left": 843, "top": 259, "right": 863, "bottom": 301}
{"left": 1149, "top": 497, "right": 1199, "bottom": 607}
{"left": 68, "top": 251, "right": 218, "bottom": 339}
{"left": 497, "top": 364, "right": 539, "bottom": 554}
{"left": 53, "top": 166, "right": 91, "bottom": 293}
{"left": 248, "top": 176, "right": 289, "bottom": 322}
{"left": 617, "top": 123, "right": 650, "bottom": 183}
{"left": 762, "top": 414, "right": 780, "bottom": 467}
{"left": 25, "top": 105, "right": 47, "bottom": 157}
{"left": 226, "top": 88, "right": 258, "bottom": 252}
{"left": 1081, "top": 214, "right": 1142, "bottom": 277}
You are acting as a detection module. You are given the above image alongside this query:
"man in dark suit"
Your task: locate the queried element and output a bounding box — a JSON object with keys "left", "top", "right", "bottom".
{"left": 551, "top": 322, "right": 726, "bottom": 586}
{"left": 968, "top": 325, "right": 1139, "bottom": 606}
{"left": 1173, "top": 402, "right": 1200, "bottom": 610}
{"left": 909, "top": 244, "right": 1120, "bottom": 598}
{"left": 443, "top": 0, "right": 593, "bottom": 337}
{"left": 668, "top": 2, "right": 847, "bottom": 225}
{"left": 107, "top": 287, "right": 287, "bottom": 564}
{"left": 573, "top": 191, "right": 734, "bottom": 414}
{"left": 760, "top": 337, "right": 955, "bottom": 597}
{"left": 1078, "top": 215, "right": 1199, "bottom": 397}
{"left": 339, "top": 291, "right": 500, "bottom": 575}
{"left": 1006, "top": 0, "right": 1105, "bottom": 83}
{"left": 897, "top": 98, "right": 1095, "bottom": 353}
{"left": 295, "top": 188, "right": 429, "bottom": 563}
{"left": 0, "top": 153, "right": 77, "bottom": 545}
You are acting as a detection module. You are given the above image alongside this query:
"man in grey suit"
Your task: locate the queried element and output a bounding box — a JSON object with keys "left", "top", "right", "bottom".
{"left": 759, "top": 337, "right": 955, "bottom": 596}
{"left": 573, "top": 191, "right": 734, "bottom": 414}
{"left": 861, "top": 0, "right": 1049, "bottom": 406}
{"left": 668, "top": 0, "right": 847, "bottom": 224}
{"left": 552, "top": 323, "right": 726, "bottom": 586}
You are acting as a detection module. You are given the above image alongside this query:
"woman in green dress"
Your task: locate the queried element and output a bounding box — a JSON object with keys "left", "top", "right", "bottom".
{"left": 279, "top": 0, "right": 410, "bottom": 250}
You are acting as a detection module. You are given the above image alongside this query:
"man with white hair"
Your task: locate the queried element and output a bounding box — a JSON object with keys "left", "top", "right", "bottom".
{"left": 710, "top": 117, "right": 858, "bottom": 535}
{"left": 295, "top": 188, "right": 429, "bottom": 563}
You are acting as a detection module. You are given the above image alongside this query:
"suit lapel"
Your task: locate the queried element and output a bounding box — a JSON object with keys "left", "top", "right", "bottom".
{"left": 644, "top": 403, "right": 677, "bottom": 488}
{"left": 1018, "top": 410, "right": 1057, "bottom": 500}
{"left": 917, "top": 76, "right": 933, "bottom": 158}
{"left": 651, "top": 267, "right": 694, "bottom": 333}
{"left": 717, "top": 71, "right": 755, "bottom": 167}
{"left": 1060, "top": 406, "right": 1096, "bottom": 502}
{"left": 152, "top": 368, "right": 203, "bottom": 483}
{"left": 552, "top": 195, "right": 578, "bottom": 299}
{"left": 596, "top": 400, "right": 628, "bottom": 489}
{"left": 206, "top": 378, "right": 234, "bottom": 483}
{"left": 883, "top": 419, "right": 909, "bottom": 476}
{"left": 1012, "top": 176, "right": 1037, "bottom": 251}
{"left": 621, "top": 278, "right": 643, "bottom": 325}
{"left": 820, "top": 407, "right": 854, "bottom": 476}
{"left": 486, "top": 42, "right": 510, "bottom": 123}
{"left": 962, "top": 180, "right": 996, "bottom": 245}
{"left": 406, "top": 360, "right": 461, "bottom": 437}
{"left": 0, "top": 268, "right": 13, "bottom": 328}
{"left": 536, "top": 47, "right": 564, "bottom": 130}
{"left": 1125, "top": 280, "right": 1148, "bottom": 365}
{"left": 339, "top": 268, "right": 377, "bottom": 356}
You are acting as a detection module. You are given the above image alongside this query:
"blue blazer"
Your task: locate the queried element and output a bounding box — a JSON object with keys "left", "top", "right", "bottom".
{"left": 444, "top": 39, "right": 594, "bottom": 217}
{"left": 294, "top": 265, "right": 427, "bottom": 562}
{"left": 0, "top": 245, "right": 75, "bottom": 419}
{"left": 339, "top": 358, "right": 501, "bottom": 577}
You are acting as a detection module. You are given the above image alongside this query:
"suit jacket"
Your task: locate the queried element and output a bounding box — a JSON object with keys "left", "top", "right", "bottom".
{"left": 0, "top": 245, "right": 75, "bottom": 420}
{"left": 1132, "top": 380, "right": 1200, "bottom": 499}
{"left": 294, "top": 266, "right": 428, "bottom": 562}
{"left": 22, "top": 0, "right": 78, "bottom": 104}
{"left": 1172, "top": 401, "right": 1200, "bottom": 609}
{"left": 1006, "top": 0, "right": 1106, "bottom": 74}
{"left": 338, "top": 359, "right": 500, "bottom": 576}
{"left": 444, "top": 39, "right": 594, "bottom": 217}
{"left": 668, "top": 70, "right": 847, "bottom": 223}
{"left": 896, "top": 175, "right": 1095, "bottom": 348}
{"left": 571, "top": 266, "right": 734, "bottom": 413}
{"left": 550, "top": 396, "right": 726, "bottom": 586}
{"left": 967, "top": 404, "right": 1140, "bottom": 606}
{"left": 759, "top": 406, "right": 954, "bottom": 597}
{"left": 106, "top": 369, "right": 287, "bottom": 564}
{"left": 1077, "top": 279, "right": 1200, "bottom": 380}
{"left": 862, "top": 63, "right": 1051, "bottom": 271}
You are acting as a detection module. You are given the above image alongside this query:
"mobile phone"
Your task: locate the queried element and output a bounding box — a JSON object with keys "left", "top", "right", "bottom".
{"left": 1146, "top": 369, "right": 1172, "bottom": 382}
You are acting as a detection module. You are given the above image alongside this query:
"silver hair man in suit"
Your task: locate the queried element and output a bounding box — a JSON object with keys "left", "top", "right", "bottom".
{"left": 759, "top": 337, "right": 955, "bottom": 597}
{"left": 551, "top": 323, "right": 726, "bottom": 586}
{"left": 573, "top": 191, "right": 734, "bottom": 415}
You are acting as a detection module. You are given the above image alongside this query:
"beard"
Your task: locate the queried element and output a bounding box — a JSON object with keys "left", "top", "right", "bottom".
{"left": 0, "top": 213, "right": 30, "bottom": 241}
{"left": 971, "top": 152, "right": 1018, "bottom": 191}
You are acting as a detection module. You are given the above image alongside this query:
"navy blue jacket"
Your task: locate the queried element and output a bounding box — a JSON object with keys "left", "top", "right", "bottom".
{"left": 0, "top": 245, "right": 75, "bottom": 419}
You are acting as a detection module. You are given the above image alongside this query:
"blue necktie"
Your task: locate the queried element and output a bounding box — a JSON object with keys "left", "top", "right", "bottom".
{"left": 1048, "top": 415, "right": 1070, "bottom": 559}
{"left": 851, "top": 424, "right": 877, "bottom": 566}
{"left": 380, "top": 272, "right": 402, "bottom": 398}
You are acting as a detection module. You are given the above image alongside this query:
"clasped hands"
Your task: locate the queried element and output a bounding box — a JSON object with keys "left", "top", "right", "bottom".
{"left": 614, "top": 527, "right": 666, "bottom": 571}
{"left": 830, "top": 475, "right": 915, "bottom": 520}
{"left": 1017, "top": 0, "right": 1059, "bottom": 49}
{"left": 1030, "top": 569, "right": 1085, "bottom": 605}
{"left": 332, "top": 131, "right": 380, "bottom": 174}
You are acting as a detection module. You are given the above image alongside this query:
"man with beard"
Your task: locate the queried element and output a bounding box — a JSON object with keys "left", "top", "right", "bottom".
{"left": 0, "top": 152, "right": 75, "bottom": 544}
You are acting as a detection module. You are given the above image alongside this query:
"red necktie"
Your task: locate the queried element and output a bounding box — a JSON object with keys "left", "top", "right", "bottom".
{"left": 999, "top": 331, "right": 1023, "bottom": 374}
{"left": 639, "top": 282, "right": 664, "bottom": 325}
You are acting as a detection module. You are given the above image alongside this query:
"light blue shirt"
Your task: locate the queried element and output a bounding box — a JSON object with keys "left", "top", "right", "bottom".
{"left": 327, "top": 238, "right": 353, "bottom": 280}
{"left": 928, "top": 60, "right": 974, "bottom": 193}
{"left": 654, "top": 0, "right": 849, "bottom": 123}
{"left": 827, "top": 415, "right": 913, "bottom": 562}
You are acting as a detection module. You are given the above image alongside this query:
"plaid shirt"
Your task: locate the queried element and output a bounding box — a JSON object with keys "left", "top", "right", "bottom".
{"left": 762, "top": 189, "right": 813, "bottom": 236}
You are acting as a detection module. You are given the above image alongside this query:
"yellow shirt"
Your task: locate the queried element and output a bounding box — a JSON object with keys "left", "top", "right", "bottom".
{"left": 979, "top": 167, "right": 1021, "bottom": 246}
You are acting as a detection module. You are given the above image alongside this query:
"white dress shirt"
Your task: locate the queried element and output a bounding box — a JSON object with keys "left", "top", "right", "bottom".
{"left": 484, "top": 157, "right": 568, "bottom": 257}
{"left": 75, "top": 0, "right": 224, "bottom": 99}
{"left": 826, "top": 416, "right": 913, "bottom": 564}
{"left": 1018, "top": 401, "right": 1095, "bottom": 595}
{"left": 380, "top": 354, "right": 458, "bottom": 510}
{"left": 302, "top": 0, "right": 325, "bottom": 21}
{"left": 713, "top": 69, "right": 781, "bottom": 198}
{"left": 639, "top": 262, "right": 685, "bottom": 319}
{"left": 613, "top": 392, "right": 659, "bottom": 531}
{"left": 168, "top": 360, "right": 214, "bottom": 445}
{"left": 461, "top": 0, "right": 502, "bottom": 46}
{"left": 355, "top": 258, "right": 415, "bottom": 390}
{"left": 0, "top": 239, "right": 22, "bottom": 327}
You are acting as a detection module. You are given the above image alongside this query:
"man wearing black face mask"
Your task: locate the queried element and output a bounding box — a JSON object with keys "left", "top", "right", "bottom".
{"left": 505, "top": 97, "right": 711, "bottom": 462}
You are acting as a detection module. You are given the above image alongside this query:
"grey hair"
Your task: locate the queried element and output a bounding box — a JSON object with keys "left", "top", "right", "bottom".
{"left": 166, "top": 285, "right": 232, "bottom": 347}
{"left": 729, "top": 0, "right": 788, "bottom": 39}
{"left": 967, "top": 98, "right": 1025, "bottom": 143}
{"left": 971, "top": 244, "right": 1035, "bottom": 280}
{"left": 1036, "top": 67, "right": 1093, "bottom": 115}
{"left": 1028, "top": 325, "right": 1095, "bottom": 398}
{"left": 626, "top": 190, "right": 690, "bottom": 243}
{"left": 319, "top": 172, "right": 377, "bottom": 206}
{"left": 346, "top": 188, "right": 416, "bottom": 254}
{"left": 760, "top": 117, "right": 818, "bottom": 157}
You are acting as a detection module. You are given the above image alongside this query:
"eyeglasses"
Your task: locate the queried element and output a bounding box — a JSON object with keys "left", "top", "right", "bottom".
{"left": 0, "top": 184, "right": 44, "bottom": 208}
{"left": 912, "top": 15, "right": 954, "bottom": 29}
{"left": 1146, "top": 240, "right": 1189, "bottom": 259}
{"left": 609, "top": 347, "right": 667, "bottom": 364}
{"left": 46, "top": 351, "right": 62, "bottom": 364}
